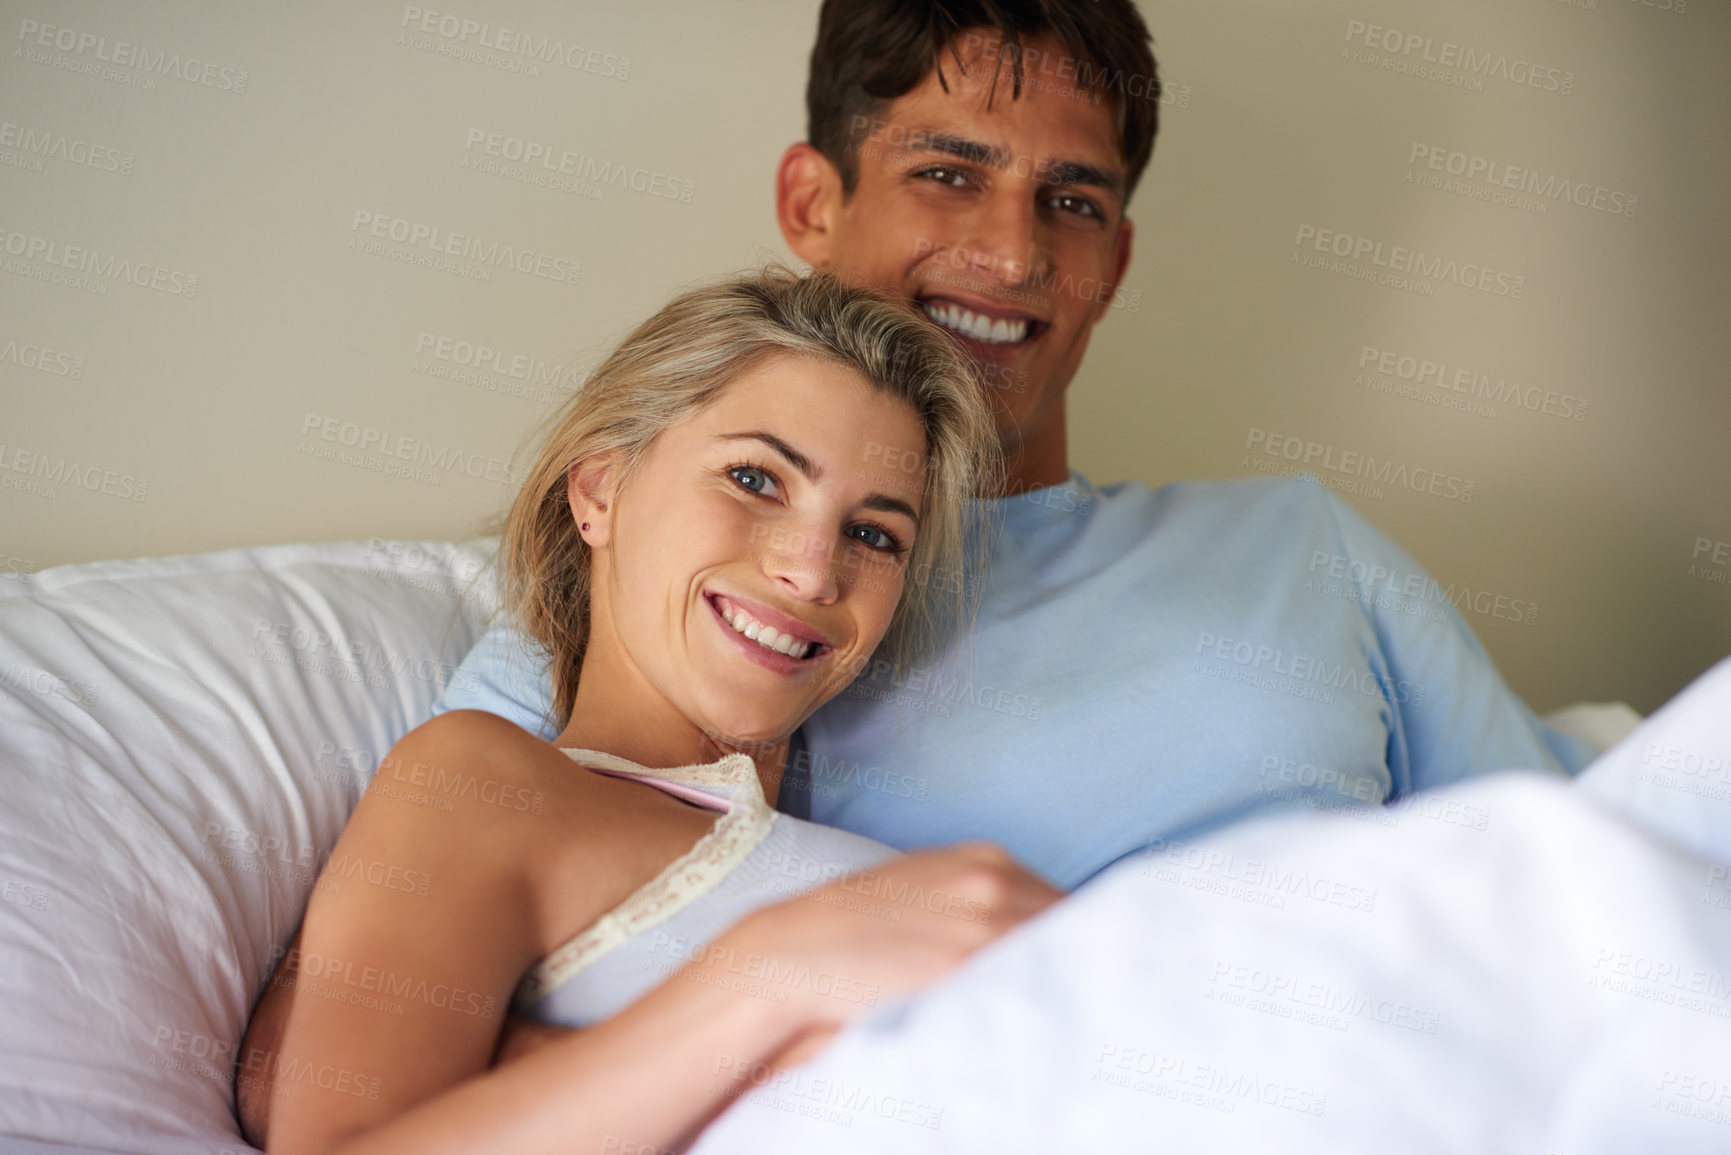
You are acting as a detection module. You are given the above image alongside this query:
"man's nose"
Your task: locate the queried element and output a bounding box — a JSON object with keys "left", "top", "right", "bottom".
{"left": 959, "top": 192, "right": 1044, "bottom": 287}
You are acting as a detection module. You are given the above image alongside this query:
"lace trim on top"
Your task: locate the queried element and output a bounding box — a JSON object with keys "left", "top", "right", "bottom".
{"left": 513, "top": 747, "right": 778, "bottom": 1008}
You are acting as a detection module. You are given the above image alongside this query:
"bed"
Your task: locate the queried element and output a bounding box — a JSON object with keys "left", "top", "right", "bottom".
{"left": 7, "top": 539, "right": 1719, "bottom": 1154}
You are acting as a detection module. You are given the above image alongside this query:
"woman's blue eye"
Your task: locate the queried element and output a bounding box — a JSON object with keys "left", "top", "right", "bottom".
{"left": 729, "top": 465, "right": 773, "bottom": 495}
{"left": 848, "top": 523, "right": 904, "bottom": 554}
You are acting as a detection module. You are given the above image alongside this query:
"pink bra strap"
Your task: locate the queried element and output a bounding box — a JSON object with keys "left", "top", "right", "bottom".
{"left": 580, "top": 762, "right": 732, "bottom": 813}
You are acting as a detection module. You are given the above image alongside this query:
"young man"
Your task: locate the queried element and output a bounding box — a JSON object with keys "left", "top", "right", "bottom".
{"left": 437, "top": 0, "right": 1591, "bottom": 889}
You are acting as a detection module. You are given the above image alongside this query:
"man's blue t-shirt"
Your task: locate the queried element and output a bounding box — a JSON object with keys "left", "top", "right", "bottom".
{"left": 433, "top": 473, "right": 1593, "bottom": 889}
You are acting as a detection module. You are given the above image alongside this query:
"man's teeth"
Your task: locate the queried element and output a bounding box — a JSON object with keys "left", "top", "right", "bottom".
{"left": 923, "top": 302, "right": 1029, "bottom": 345}
{"left": 720, "top": 601, "right": 814, "bottom": 659}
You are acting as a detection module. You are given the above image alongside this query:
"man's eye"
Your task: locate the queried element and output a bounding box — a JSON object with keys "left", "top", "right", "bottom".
{"left": 916, "top": 166, "right": 973, "bottom": 189}
{"left": 1048, "top": 193, "right": 1102, "bottom": 220}
{"left": 728, "top": 465, "right": 779, "bottom": 499}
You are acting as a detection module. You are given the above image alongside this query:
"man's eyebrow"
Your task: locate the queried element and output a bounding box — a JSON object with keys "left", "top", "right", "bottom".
{"left": 1037, "top": 159, "right": 1124, "bottom": 196}
{"left": 918, "top": 131, "right": 1004, "bottom": 168}
{"left": 714, "top": 431, "right": 921, "bottom": 525}
{"left": 906, "top": 131, "right": 1125, "bottom": 197}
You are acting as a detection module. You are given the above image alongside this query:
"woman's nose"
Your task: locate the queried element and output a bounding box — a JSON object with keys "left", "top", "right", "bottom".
{"left": 756, "top": 524, "right": 840, "bottom": 603}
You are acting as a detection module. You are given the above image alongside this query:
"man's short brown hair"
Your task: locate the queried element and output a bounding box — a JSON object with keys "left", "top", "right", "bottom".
{"left": 807, "top": 0, "right": 1161, "bottom": 199}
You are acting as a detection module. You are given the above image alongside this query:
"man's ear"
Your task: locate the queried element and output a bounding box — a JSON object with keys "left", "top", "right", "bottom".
{"left": 567, "top": 452, "right": 619, "bottom": 548}
{"left": 775, "top": 142, "right": 843, "bottom": 269}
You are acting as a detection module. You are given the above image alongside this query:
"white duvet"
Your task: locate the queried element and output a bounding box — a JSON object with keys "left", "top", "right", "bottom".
{"left": 0, "top": 540, "right": 1724, "bottom": 1153}
{"left": 692, "top": 658, "right": 1731, "bottom": 1153}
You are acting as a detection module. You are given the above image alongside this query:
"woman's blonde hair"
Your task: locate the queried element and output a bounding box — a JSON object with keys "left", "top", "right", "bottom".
{"left": 497, "top": 265, "right": 1002, "bottom": 734}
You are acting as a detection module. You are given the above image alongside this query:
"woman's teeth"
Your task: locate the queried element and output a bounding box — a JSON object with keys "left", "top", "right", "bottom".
{"left": 720, "top": 601, "right": 815, "bottom": 660}
{"left": 923, "top": 301, "right": 1029, "bottom": 345}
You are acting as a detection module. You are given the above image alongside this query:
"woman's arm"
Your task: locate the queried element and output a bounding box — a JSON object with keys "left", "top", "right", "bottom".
{"left": 259, "top": 711, "right": 573, "bottom": 1152}
{"left": 253, "top": 711, "right": 1058, "bottom": 1153}
{"left": 303, "top": 841, "right": 1055, "bottom": 1155}
{"left": 260, "top": 708, "right": 799, "bottom": 1154}
{"left": 318, "top": 946, "right": 802, "bottom": 1155}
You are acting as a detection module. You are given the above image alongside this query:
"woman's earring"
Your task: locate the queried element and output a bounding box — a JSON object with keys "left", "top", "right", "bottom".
{"left": 581, "top": 522, "right": 590, "bottom": 531}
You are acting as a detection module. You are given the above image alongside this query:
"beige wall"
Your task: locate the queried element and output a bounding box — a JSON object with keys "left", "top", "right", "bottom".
{"left": 2, "top": 0, "right": 1726, "bottom": 714}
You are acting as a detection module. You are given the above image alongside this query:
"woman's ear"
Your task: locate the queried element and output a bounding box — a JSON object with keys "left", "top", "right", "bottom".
{"left": 567, "top": 453, "right": 618, "bottom": 548}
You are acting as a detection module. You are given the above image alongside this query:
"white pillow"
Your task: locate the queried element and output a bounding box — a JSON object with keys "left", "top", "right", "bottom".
{"left": 1542, "top": 701, "right": 1645, "bottom": 757}
{"left": 0, "top": 538, "right": 498, "bottom": 1154}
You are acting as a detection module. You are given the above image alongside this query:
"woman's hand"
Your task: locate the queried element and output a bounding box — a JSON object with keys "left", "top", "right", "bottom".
{"left": 486, "top": 843, "right": 1060, "bottom": 1088}
{"left": 692, "top": 842, "right": 1061, "bottom": 1047}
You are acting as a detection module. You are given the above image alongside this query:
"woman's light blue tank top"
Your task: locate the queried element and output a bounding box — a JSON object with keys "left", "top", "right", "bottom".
{"left": 514, "top": 747, "right": 899, "bottom": 1028}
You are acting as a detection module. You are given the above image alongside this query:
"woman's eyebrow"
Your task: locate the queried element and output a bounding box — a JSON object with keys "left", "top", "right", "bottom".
{"left": 715, "top": 431, "right": 920, "bottom": 526}
{"left": 714, "top": 431, "right": 820, "bottom": 480}
{"left": 863, "top": 493, "right": 921, "bottom": 526}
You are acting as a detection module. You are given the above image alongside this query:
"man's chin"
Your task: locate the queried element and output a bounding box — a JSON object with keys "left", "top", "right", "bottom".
{"left": 967, "top": 346, "right": 1045, "bottom": 405}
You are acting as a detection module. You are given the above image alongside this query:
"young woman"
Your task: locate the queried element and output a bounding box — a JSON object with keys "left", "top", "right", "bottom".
{"left": 237, "top": 268, "right": 1061, "bottom": 1153}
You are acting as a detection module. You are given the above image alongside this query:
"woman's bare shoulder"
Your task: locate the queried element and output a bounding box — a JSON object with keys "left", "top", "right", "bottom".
{"left": 372, "top": 710, "right": 588, "bottom": 818}
{"left": 372, "top": 712, "right": 707, "bottom": 959}
{"left": 340, "top": 711, "right": 614, "bottom": 940}
{"left": 396, "top": 707, "right": 553, "bottom": 758}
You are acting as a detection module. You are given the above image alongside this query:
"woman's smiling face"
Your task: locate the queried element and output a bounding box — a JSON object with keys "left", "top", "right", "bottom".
{"left": 575, "top": 353, "right": 928, "bottom": 747}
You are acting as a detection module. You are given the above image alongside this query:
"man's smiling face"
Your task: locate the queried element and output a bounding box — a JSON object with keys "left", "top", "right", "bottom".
{"left": 780, "top": 30, "right": 1135, "bottom": 487}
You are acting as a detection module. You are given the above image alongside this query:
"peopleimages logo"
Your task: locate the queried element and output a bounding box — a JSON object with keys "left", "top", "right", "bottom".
{"left": 412, "top": 330, "right": 579, "bottom": 398}
{"left": 0, "top": 442, "right": 149, "bottom": 502}
{"left": 398, "top": 6, "right": 630, "bottom": 79}
{"left": 1306, "top": 550, "right": 1540, "bottom": 627}
{"left": 463, "top": 129, "right": 695, "bottom": 203}
{"left": 1407, "top": 143, "right": 1637, "bottom": 218}
{"left": 959, "top": 32, "right": 1161, "bottom": 103}
{"left": 1293, "top": 225, "right": 1526, "bottom": 299}
{"left": 0, "top": 336, "right": 84, "bottom": 379}
{"left": 1342, "top": 19, "right": 1575, "bottom": 95}
{"left": 1244, "top": 427, "right": 1475, "bottom": 505}
{"left": 1094, "top": 1043, "right": 1329, "bottom": 1117}
{"left": 1193, "top": 631, "right": 1426, "bottom": 706}
{"left": 15, "top": 18, "right": 249, "bottom": 92}
{"left": 0, "top": 226, "right": 199, "bottom": 296}
{"left": 348, "top": 211, "right": 580, "bottom": 285}
{"left": 1357, "top": 345, "right": 1588, "bottom": 422}
{"left": 0, "top": 120, "right": 135, "bottom": 175}
{"left": 298, "top": 412, "right": 524, "bottom": 487}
